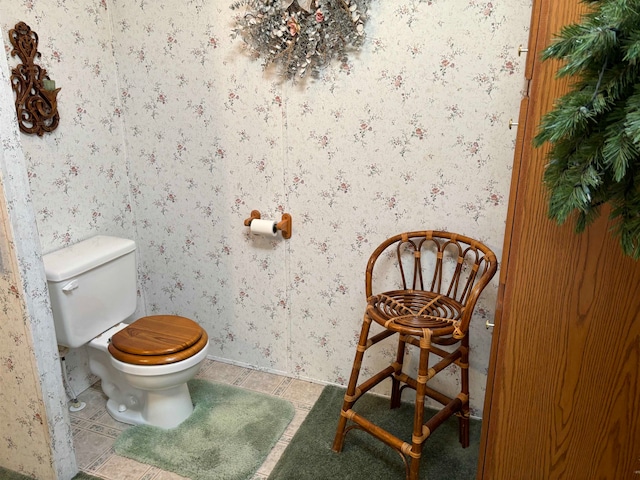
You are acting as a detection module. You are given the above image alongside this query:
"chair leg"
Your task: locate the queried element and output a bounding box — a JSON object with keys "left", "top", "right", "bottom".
{"left": 390, "top": 335, "right": 407, "bottom": 409}
{"left": 459, "top": 411, "right": 470, "bottom": 448}
{"left": 407, "top": 332, "right": 432, "bottom": 480}
{"left": 409, "top": 457, "right": 422, "bottom": 480}
{"left": 459, "top": 338, "right": 470, "bottom": 448}
{"left": 332, "top": 313, "right": 373, "bottom": 453}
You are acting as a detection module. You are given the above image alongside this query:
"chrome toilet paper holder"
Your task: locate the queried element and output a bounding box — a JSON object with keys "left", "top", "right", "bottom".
{"left": 244, "top": 210, "right": 292, "bottom": 239}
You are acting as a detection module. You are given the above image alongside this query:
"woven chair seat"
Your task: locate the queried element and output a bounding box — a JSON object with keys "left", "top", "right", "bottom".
{"left": 367, "top": 290, "right": 463, "bottom": 336}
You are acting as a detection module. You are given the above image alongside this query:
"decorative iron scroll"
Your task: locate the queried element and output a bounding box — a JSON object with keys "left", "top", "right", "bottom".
{"left": 9, "top": 22, "right": 60, "bottom": 136}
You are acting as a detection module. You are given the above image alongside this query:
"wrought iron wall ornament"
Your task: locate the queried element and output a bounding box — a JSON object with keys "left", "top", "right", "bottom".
{"left": 9, "top": 22, "right": 60, "bottom": 136}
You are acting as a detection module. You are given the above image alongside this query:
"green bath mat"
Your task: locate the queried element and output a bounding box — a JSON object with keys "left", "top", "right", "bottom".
{"left": 0, "top": 467, "right": 100, "bottom": 480}
{"left": 268, "top": 385, "right": 480, "bottom": 480}
{"left": 114, "top": 379, "right": 294, "bottom": 480}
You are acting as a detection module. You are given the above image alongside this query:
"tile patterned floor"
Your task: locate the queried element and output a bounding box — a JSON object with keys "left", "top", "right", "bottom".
{"left": 70, "top": 359, "right": 325, "bottom": 480}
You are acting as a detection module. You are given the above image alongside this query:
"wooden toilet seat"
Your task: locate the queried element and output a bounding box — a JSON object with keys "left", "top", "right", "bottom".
{"left": 108, "top": 315, "right": 208, "bottom": 365}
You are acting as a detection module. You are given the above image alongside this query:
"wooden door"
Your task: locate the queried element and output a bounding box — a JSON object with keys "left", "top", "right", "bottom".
{"left": 478, "top": 0, "right": 640, "bottom": 478}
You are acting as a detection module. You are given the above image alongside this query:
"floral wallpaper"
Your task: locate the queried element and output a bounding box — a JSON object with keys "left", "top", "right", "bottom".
{"left": 0, "top": 0, "right": 531, "bottom": 474}
{"left": 0, "top": 32, "right": 76, "bottom": 480}
{"left": 0, "top": 180, "right": 55, "bottom": 480}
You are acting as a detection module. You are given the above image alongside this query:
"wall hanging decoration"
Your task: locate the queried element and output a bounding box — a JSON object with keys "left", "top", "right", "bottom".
{"left": 231, "top": 0, "right": 369, "bottom": 80}
{"left": 534, "top": 0, "right": 640, "bottom": 259}
{"left": 9, "top": 22, "right": 60, "bottom": 136}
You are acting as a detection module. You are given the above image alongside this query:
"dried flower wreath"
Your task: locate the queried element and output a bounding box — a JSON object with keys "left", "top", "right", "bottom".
{"left": 231, "top": 0, "right": 370, "bottom": 80}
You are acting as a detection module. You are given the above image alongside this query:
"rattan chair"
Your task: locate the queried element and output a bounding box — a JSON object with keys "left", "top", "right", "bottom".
{"left": 332, "top": 231, "right": 497, "bottom": 480}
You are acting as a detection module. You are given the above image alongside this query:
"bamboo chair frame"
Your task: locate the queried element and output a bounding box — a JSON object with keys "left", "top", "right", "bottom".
{"left": 332, "top": 231, "right": 497, "bottom": 480}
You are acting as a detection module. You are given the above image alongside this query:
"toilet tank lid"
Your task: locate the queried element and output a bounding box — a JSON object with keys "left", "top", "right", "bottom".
{"left": 43, "top": 235, "right": 136, "bottom": 282}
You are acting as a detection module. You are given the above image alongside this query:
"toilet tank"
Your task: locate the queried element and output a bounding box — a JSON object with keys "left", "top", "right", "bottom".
{"left": 43, "top": 235, "right": 137, "bottom": 348}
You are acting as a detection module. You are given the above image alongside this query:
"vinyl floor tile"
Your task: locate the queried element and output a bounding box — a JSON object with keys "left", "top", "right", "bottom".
{"left": 70, "top": 361, "right": 324, "bottom": 480}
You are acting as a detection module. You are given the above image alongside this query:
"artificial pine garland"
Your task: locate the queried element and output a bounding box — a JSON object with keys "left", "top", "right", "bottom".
{"left": 535, "top": 0, "right": 640, "bottom": 259}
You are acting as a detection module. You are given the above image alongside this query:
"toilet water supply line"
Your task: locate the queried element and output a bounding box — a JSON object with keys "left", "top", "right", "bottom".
{"left": 58, "top": 346, "right": 86, "bottom": 412}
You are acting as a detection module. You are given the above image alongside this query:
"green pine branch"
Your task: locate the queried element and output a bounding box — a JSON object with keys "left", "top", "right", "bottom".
{"left": 535, "top": 0, "right": 640, "bottom": 259}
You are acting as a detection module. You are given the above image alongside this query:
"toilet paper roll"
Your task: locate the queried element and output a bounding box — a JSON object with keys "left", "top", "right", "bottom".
{"left": 250, "top": 219, "right": 278, "bottom": 237}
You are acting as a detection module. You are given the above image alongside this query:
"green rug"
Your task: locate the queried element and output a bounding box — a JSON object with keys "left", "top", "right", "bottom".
{"left": 268, "top": 385, "right": 480, "bottom": 480}
{"left": 114, "top": 379, "right": 295, "bottom": 480}
{"left": 0, "top": 466, "right": 100, "bottom": 480}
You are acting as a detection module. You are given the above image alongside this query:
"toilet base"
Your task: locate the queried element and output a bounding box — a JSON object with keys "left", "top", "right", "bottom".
{"left": 106, "top": 383, "right": 194, "bottom": 428}
{"left": 106, "top": 398, "right": 144, "bottom": 426}
{"left": 145, "top": 383, "right": 194, "bottom": 428}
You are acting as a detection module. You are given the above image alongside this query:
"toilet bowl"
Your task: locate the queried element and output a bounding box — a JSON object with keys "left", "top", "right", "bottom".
{"left": 89, "top": 316, "right": 209, "bottom": 428}
{"left": 43, "top": 235, "right": 209, "bottom": 428}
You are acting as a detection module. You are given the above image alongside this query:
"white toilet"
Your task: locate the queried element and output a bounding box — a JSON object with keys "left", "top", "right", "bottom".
{"left": 43, "top": 235, "right": 209, "bottom": 428}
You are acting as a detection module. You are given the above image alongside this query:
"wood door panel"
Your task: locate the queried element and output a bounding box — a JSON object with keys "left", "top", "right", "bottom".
{"left": 480, "top": 0, "right": 640, "bottom": 478}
